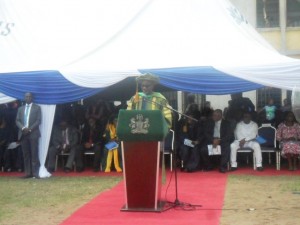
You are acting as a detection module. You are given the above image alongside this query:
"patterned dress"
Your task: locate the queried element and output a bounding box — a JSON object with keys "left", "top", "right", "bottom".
{"left": 276, "top": 122, "right": 300, "bottom": 157}
{"left": 127, "top": 92, "right": 173, "bottom": 128}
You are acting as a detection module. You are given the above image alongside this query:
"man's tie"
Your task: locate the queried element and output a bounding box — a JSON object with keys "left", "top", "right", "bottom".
{"left": 62, "top": 130, "right": 67, "bottom": 144}
{"left": 89, "top": 130, "right": 93, "bottom": 144}
{"left": 24, "top": 105, "right": 30, "bottom": 127}
{"left": 62, "top": 130, "right": 67, "bottom": 150}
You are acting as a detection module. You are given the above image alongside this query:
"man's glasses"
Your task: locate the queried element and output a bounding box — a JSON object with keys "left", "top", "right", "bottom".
{"left": 141, "top": 84, "right": 152, "bottom": 88}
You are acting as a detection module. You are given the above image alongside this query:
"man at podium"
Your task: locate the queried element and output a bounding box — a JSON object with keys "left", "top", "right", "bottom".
{"left": 127, "top": 73, "right": 172, "bottom": 128}
{"left": 120, "top": 73, "right": 171, "bottom": 212}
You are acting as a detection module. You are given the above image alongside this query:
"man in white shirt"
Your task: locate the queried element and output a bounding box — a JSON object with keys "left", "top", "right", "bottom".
{"left": 230, "top": 111, "right": 263, "bottom": 171}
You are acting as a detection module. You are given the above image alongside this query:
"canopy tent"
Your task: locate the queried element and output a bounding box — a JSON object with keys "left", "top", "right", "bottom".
{"left": 1, "top": 0, "right": 300, "bottom": 177}
{"left": 1, "top": 0, "right": 300, "bottom": 104}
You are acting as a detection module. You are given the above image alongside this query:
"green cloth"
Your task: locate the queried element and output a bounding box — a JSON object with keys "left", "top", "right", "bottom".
{"left": 117, "top": 109, "right": 169, "bottom": 142}
{"left": 127, "top": 92, "right": 172, "bottom": 128}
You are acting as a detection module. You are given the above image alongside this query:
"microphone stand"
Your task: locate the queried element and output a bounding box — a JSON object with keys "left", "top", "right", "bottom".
{"left": 140, "top": 96, "right": 202, "bottom": 211}
{"left": 140, "top": 96, "right": 199, "bottom": 122}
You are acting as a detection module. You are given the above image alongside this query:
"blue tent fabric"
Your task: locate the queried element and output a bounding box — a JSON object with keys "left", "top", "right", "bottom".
{"left": 0, "top": 70, "right": 102, "bottom": 104}
{"left": 139, "top": 66, "right": 263, "bottom": 95}
{"left": 0, "top": 66, "right": 264, "bottom": 104}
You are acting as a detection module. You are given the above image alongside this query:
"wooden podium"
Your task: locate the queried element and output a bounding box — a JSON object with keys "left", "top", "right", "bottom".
{"left": 117, "top": 110, "right": 168, "bottom": 212}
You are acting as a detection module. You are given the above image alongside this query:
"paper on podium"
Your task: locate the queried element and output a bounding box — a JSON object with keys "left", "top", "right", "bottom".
{"left": 7, "top": 142, "right": 20, "bottom": 150}
{"left": 207, "top": 145, "right": 221, "bottom": 155}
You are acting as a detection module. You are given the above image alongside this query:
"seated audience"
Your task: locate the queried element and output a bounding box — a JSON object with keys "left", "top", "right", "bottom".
{"left": 79, "top": 117, "right": 105, "bottom": 172}
{"left": 177, "top": 114, "right": 203, "bottom": 172}
{"left": 47, "top": 118, "right": 82, "bottom": 173}
{"left": 200, "top": 109, "right": 234, "bottom": 173}
{"left": 276, "top": 111, "right": 300, "bottom": 171}
{"left": 0, "top": 116, "right": 9, "bottom": 170}
{"left": 3, "top": 122, "right": 23, "bottom": 172}
{"left": 102, "top": 115, "right": 122, "bottom": 172}
{"left": 230, "top": 111, "right": 263, "bottom": 171}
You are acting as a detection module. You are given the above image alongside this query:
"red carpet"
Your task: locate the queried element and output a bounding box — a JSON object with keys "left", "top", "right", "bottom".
{"left": 227, "top": 165, "right": 300, "bottom": 176}
{"left": 60, "top": 171, "right": 227, "bottom": 225}
{"left": 2, "top": 166, "right": 300, "bottom": 225}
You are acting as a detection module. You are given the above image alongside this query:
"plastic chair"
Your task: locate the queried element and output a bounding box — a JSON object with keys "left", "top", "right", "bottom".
{"left": 55, "top": 152, "right": 76, "bottom": 171}
{"left": 258, "top": 123, "right": 280, "bottom": 170}
{"left": 164, "top": 129, "right": 175, "bottom": 171}
{"left": 237, "top": 147, "right": 256, "bottom": 170}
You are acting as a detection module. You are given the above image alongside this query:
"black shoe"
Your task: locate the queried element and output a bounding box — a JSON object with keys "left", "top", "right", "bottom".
{"left": 64, "top": 167, "right": 71, "bottom": 173}
{"left": 93, "top": 168, "right": 100, "bottom": 172}
{"left": 20, "top": 175, "right": 33, "bottom": 179}
{"left": 4, "top": 168, "right": 12, "bottom": 172}
{"left": 219, "top": 168, "right": 226, "bottom": 173}
{"left": 230, "top": 167, "right": 237, "bottom": 172}
{"left": 257, "top": 167, "right": 264, "bottom": 172}
{"left": 48, "top": 168, "right": 55, "bottom": 173}
{"left": 203, "top": 167, "right": 214, "bottom": 172}
{"left": 33, "top": 175, "right": 40, "bottom": 179}
{"left": 76, "top": 167, "right": 84, "bottom": 173}
{"left": 182, "top": 168, "right": 193, "bottom": 172}
{"left": 184, "top": 168, "right": 195, "bottom": 173}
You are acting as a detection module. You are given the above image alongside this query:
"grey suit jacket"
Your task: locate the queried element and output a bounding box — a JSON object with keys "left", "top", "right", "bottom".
{"left": 51, "top": 125, "right": 79, "bottom": 148}
{"left": 16, "top": 103, "right": 41, "bottom": 139}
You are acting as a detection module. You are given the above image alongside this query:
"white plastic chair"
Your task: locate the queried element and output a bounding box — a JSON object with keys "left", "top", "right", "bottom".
{"left": 164, "top": 129, "right": 175, "bottom": 171}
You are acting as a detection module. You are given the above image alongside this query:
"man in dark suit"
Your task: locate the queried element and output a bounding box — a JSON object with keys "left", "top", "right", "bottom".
{"left": 200, "top": 109, "right": 234, "bottom": 173}
{"left": 177, "top": 114, "right": 203, "bottom": 172}
{"left": 16, "top": 92, "right": 41, "bottom": 178}
{"left": 47, "top": 117, "right": 82, "bottom": 173}
{"left": 79, "top": 117, "right": 105, "bottom": 172}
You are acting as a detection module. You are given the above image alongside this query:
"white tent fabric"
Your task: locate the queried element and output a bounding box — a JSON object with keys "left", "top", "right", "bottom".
{"left": 219, "top": 62, "right": 300, "bottom": 91}
{"left": 59, "top": 0, "right": 300, "bottom": 89}
{"left": 1, "top": 0, "right": 300, "bottom": 89}
{"left": 38, "top": 105, "right": 55, "bottom": 178}
{"left": 0, "top": 93, "right": 15, "bottom": 104}
{"left": 1, "top": 0, "right": 300, "bottom": 178}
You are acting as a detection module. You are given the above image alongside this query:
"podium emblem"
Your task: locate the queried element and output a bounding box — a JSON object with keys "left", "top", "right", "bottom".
{"left": 129, "top": 114, "right": 150, "bottom": 134}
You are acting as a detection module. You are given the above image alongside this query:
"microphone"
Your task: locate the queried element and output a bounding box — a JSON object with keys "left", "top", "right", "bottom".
{"left": 141, "top": 96, "right": 198, "bottom": 122}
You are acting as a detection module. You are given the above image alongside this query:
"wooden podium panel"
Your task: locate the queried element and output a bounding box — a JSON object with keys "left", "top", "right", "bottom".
{"left": 117, "top": 110, "right": 168, "bottom": 212}
{"left": 121, "top": 141, "right": 163, "bottom": 212}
